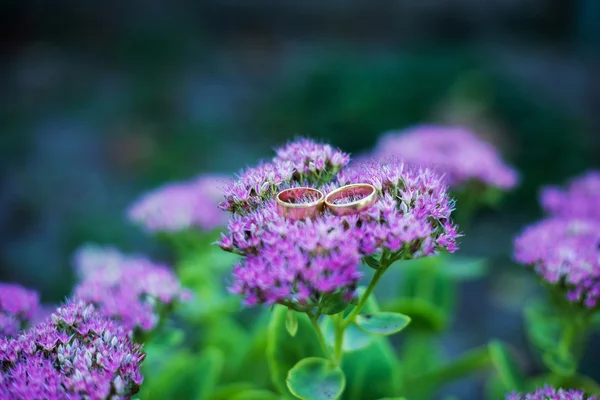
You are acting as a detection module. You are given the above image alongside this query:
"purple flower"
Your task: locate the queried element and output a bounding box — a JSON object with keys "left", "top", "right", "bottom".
{"left": 0, "top": 283, "right": 39, "bottom": 336}
{"left": 274, "top": 138, "right": 350, "bottom": 178}
{"left": 220, "top": 138, "right": 459, "bottom": 308}
{"left": 221, "top": 138, "right": 350, "bottom": 214}
{"left": 372, "top": 125, "right": 518, "bottom": 190}
{"left": 220, "top": 161, "right": 296, "bottom": 214}
{"left": 0, "top": 300, "right": 145, "bottom": 400}
{"left": 227, "top": 205, "right": 363, "bottom": 307}
{"left": 128, "top": 174, "right": 229, "bottom": 233}
{"left": 514, "top": 218, "right": 600, "bottom": 307}
{"left": 541, "top": 171, "right": 600, "bottom": 221}
{"left": 507, "top": 385, "right": 595, "bottom": 400}
{"left": 73, "top": 245, "right": 187, "bottom": 332}
{"left": 337, "top": 160, "right": 460, "bottom": 256}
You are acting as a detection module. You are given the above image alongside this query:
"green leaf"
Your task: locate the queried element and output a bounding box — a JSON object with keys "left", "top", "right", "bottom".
{"left": 320, "top": 292, "right": 349, "bottom": 315}
{"left": 405, "top": 345, "right": 491, "bottom": 391}
{"left": 355, "top": 312, "right": 411, "bottom": 336}
{"left": 363, "top": 256, "right": 381, "bottom": 270}
{"left": 342, "top": 335, "right": 400, "bottom": 400}
{"left": 286, "top": 357, "right": 346, "bottom": 400}
{"left": 338, "top": 288, "right": 401, "bottom": 399}
{"left": 203, "top": 318, "right": 251, "bottom": 382}
{"left": 488, "top": 340, "right": 525, "bottom": 391}
{"left": 229, "top": 390, "right": 280, "bottom": 400}
{"left": 383, "top": 297, "right": 446, "bottom": 332}
{"left": 542, "top": 351, "right": 577, "bottom": 377}
{"left": 140, "top": 346, "right": 224, "bottom": 400}
{"left": 267, "top": 305, "right": 324, "bottom": 396}
{"left": 321, "top": 316, "right": 373, "bottom": 352}
{"left": 196, "top": 347, "right": 226, "bottom": 399}
{"left": 399, "top": 332, "right": 445, "bottom": 399}
{"left": 524, "top": 301, "right": 562, "bottom": 351}
{"left": 206, "top": 383, "right": 255, "bottom": 400}
{"left": 440, "top": 256, "right": 489, "bottom": 281}
{"left": 286, "top": 309, "right": 299, "bottom": 337}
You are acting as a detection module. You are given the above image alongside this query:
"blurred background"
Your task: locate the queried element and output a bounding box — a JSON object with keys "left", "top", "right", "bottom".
{"left": 1, "top": 0, "right": 599, "bottom": 396}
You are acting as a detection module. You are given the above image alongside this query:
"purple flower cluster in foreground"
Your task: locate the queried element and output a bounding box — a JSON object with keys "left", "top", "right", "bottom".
{"left": 507, "top": 386, "right": 595, "bottom": 400}
{"left": 220, "top": 139, "right": 458, "bottom": 308}
{"left": 220, "top": 139, "right": 350, "bottom": 214}
{"left": 73, "top": 245, "right": 187, "bottom": 332}
{"left": 0, "top": 301, "right": 145, "bottom": 400}
{"left": 0, "top": 283, "right": 39, "bottom": 336}
{"left": 128, "top": 174, "right": 228, "bottom": 233}
{"left": 514, "top": 218, "right": 600, "bottom": 308}
{"left": 372, "top": 125, "right": 518, "bottom": 190}
{"left": 541, "top": 171, "right": 600, "bottom": 221}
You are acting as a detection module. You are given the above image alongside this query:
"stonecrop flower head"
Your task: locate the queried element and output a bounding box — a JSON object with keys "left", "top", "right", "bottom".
{"left": 226, "top": 204, "right": 363, "bottom": 308}
{"left": 514, "top": 218, "right": 600, "bottom": 308}
{"left": 507, "top": 386, "right": 595, "bottom": 400}
{"left": 73, "top": 245, "right": 187, "bottom": 332}
{"left": 372, "top": 125, "right": 518, "bottom": 190}
{"left": 541, "top": 170, "right": 600, "bottom": 221}
{"left": 128, "top": 174, "right": 228, "bottom": 233}
{"left": 220, "top": 138, "right": 350, "bottom": 214}
{"left": 0, "top": 283, "right": 39, "bottom": 336}
{"left": 0, "top": 300, "right": 145, "bottom": 399}
{"left": 220, "top": 138, "right": 459, "bottom": 308}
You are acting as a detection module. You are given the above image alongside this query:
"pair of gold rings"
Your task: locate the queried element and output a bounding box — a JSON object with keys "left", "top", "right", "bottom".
{"left": 276, "top": 183, "right": 377, "bottom": 220}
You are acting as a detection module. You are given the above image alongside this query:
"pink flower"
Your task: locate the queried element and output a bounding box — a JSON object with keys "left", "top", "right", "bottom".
{"left": 128, "top": 174, "right": 228, "bottom": 233}
{"left": 372, "top": 125, "right": 518, "bottom": 190}
{"left": 541, "top": 170, "right": 600, "bottom": 221}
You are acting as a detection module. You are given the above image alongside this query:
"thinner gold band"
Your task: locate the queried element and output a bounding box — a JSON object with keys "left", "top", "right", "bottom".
{"left": 276, "top": 187, "right": 325, "bottom": 220}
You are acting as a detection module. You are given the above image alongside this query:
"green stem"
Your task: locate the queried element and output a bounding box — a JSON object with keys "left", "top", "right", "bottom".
{"left": 307, "top": 312, "right": 335, "bottom": 364}
{"left": 342, "top": 265, "right": 388, "bottom": 328}
{"left": 333, "top": 313, "right": 344, "bottom": 364}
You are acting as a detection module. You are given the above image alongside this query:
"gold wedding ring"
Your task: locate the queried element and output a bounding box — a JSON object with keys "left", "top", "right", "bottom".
{"left": 324, "top": 183, "right": 378, "bottom": 216}
{"left": 276, "top": 187, "right": 325, "bottom": 220}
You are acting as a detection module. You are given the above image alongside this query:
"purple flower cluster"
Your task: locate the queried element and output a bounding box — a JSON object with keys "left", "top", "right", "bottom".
{"left": 507, "top": 386, "right": 595, "bottom": 400}
{"left": 0, "top": 283, "right": 39, "bottom": 337}
{"left": 220, "top": 139, "right": 459, "bottom": 308}
{"left": 514, "top": 218, "right": 600, "bottom": 308}
{"left": 541, "top": 171, "right": 600, "bottom": 221}
{"left": 225, "top": 204, "right": 363, "bottom": 307}
{"left": 372, "top": 125, "right": 518, "bottom": 190}
{"left": 73, "top": 245, "right": 187, "bottom": 332}
{"left": 0, "top": 301, "right": 145, "bottom": 399}
{"left": 220, "top": 139, "right": 350, "bottom": 214}
{"left": 274, "top": 138, "right": 350, "bottom": 178}
{"left": 128, "top": 174, "right": 228, "bottom": 233}
{"left": 337, "top": 160, "right": 459, "bottom": 255}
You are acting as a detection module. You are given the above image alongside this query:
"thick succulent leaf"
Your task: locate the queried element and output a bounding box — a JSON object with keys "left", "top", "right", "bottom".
{"left": 287, "top": 357, "right": 346, "bottom": 400}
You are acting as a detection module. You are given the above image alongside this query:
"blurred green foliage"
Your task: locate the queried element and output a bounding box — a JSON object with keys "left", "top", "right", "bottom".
{"left": 252, "top": 49, "right": 597, "bottom": 213}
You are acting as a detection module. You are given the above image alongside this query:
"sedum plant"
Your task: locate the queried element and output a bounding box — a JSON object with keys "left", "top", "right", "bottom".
{"left": 2, "top": 136, "right": 600, "bottom": 399}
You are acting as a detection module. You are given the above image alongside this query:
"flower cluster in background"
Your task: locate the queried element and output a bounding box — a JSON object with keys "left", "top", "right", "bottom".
{"left": 541, "top": 171, "right": 600, "bottom": 221}
{"left": 515, "top": 169, "right": 600, "bottom": 308}
{"left": 514, "top": 218, "right": 600, "bottom": 307}
{"left": 372, "top": 125, "right": 518, "bottom": 190}
{"left": 73, "top": 245, "right": 188, "bottom": 332}
{"left": 0, "top": 301, "right": 145, "bottom": 399}
{"left": 128, "top": 174, "right": 229, "bottom": 234}
{"left": 220, "top": 139, "right": 459, "bottom": 308}
{"left": 507, "top": 386, "right": 595, "bottom": 400}
{"left": 0, "top": 283, "right": 40, "bottom": 336}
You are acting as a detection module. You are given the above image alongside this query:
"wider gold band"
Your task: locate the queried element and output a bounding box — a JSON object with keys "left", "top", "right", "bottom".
{"left": 324, "top": 183, "right": 378, "bottom": 216}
